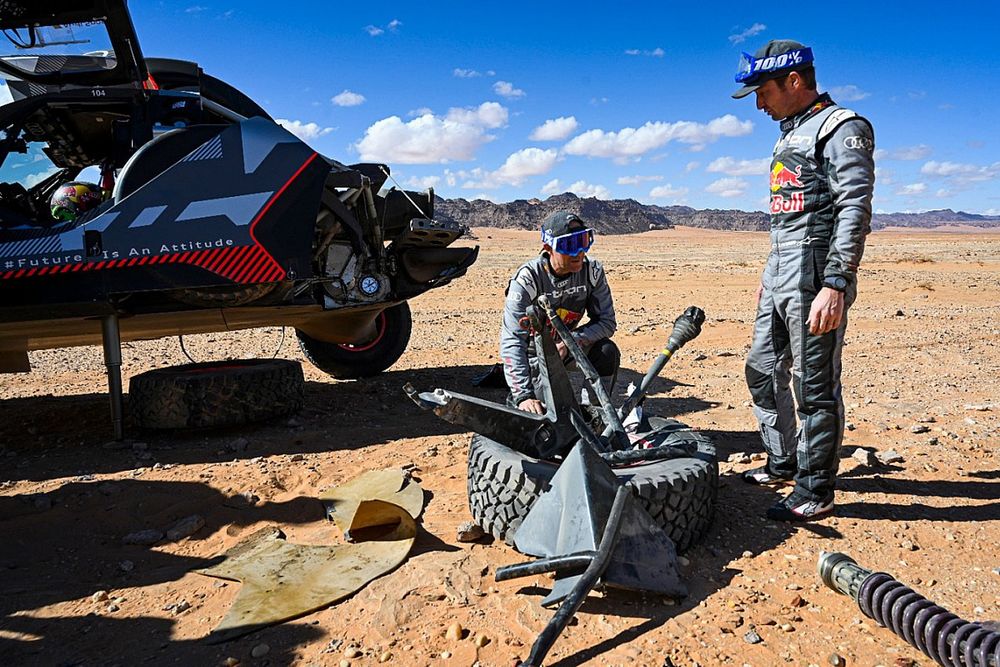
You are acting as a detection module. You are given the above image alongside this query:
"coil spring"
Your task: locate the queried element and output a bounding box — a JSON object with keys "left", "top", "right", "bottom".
{"left": 858, "top": 572, "right": 1000, "bottom": 667}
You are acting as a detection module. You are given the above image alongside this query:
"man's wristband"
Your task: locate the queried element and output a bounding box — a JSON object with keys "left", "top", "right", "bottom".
{"left": 822, "top": 275, "right": 848, "bottom": 292}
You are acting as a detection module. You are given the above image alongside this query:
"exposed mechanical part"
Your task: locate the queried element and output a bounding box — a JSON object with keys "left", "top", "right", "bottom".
{"left": 819, "top": 552, "right": 1000, "bottom": 667}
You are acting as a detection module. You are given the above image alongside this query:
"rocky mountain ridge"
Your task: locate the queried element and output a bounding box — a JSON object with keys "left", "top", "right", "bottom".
{"left": 434, "top": 193, "right": 1000, "bottom": 233}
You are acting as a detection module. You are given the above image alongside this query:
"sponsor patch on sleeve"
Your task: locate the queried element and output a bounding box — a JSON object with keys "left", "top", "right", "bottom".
{"left": 843, "top": 135, "right": 874, "bottom": 152}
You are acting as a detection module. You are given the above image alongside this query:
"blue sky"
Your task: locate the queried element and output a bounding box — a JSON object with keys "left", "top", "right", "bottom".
{"left": 10, "top": 1, "right": 1000, "bottom": 214}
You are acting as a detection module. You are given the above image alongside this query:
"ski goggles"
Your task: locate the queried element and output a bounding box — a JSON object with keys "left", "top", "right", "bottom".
{"left": 735, "top": 47, "right": 813, "bottom": 83}
{"left": 542, "top": 227, "right": 595, "bottom": 256}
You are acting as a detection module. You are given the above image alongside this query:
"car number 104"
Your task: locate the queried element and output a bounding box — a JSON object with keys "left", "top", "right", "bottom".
{"left": 91, "top": 88, "right": 106, "bottom": 97}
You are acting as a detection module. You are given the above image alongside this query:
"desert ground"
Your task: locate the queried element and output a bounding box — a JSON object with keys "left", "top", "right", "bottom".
{"left": 1, "top": 227, "right": 998, "bottom": 667}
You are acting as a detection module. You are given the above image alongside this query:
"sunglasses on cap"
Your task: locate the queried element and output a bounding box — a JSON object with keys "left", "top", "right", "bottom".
{"left": 542, "top": 227, "right": 595, "bottom": 257}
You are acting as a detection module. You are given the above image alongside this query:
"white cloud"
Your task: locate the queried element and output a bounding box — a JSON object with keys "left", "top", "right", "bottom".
{"left": 453, "top": 68, "right": 482, "bottom": 78}
{"left": 276, "top": 119, "right": 334, "bottom": 141}
{"left": 625, "top": 47, "right": 665, "bottom": 57}
{"left": 728, "top": 23, "right": 766, "bottom": 45}
{"left": 185, "top": 5, "right": 207, "bottom": 13}
{"left": 563, "top": 115, "right": 753, "bottom": 160}
{"left": 24, "top": 167, "right": 59, "bottom": 188}
{"left": 590, "top": 97, "right": 610, "bottom": 105}
{"left": 875, "top": 145, "right": 932, "bottom": 161}
{"left": 829, "top": 85, "right": 871, "bottom": 102}
{"left": 408, "top": 107, "right": 433, "bottom": 117}
{"left": 897, "top": 183, "right": 927, "bottom": 195}
{"left": 404, "top": 175, "right": 441, "bottom": 189}
{"left": 567, "top": 180, "right": 611, "bottom": 199}
{"left": 530, "top": 116, "right": 579, "bottom": 141}
{"left": 920, "top": 160, "right": 1000, "bottom": 182}
{"left": 459, "top": 147, "right": 559, "bottom": 189}
{"left": 706, "top": 156, "right": 770, "bottom": 176}
{"left": 355, "top": 102, "right": 508, "bottom": 164}
{"left": 685, "top": 161, "right": 701, "bottom": 172}
{"left": 365, "top": 19, "right": 400, "bottom": 36}
{"left": 493, "top": 80, "right": 526, "bottom": 99}
{"left": 331, "top": 90, "right": 366, "bottom": 107}
{"left": 617, "top": 175, "right": 663, "bottom": 185}
{"left": 874, "top": 166, "right": 895, "bottom": 186}
{"left": 649, "top": 184, "right": 689, "bottom": 199}
{"left": 541, "top": 179, "right": 562, "bottom": 195}
{"left": 935, "top": 188, "right": 952, "bottom": 198}
{"left": 705, "top": 177, "right": 749, "bottom": 198}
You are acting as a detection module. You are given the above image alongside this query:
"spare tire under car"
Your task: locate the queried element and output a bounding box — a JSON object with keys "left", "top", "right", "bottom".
{"left": 467, "top": 417, "right": 718, "bottom": 554}
{"left": 296, "top": 302, "right": 412, "bottom": 379}
{"left": 129, "top": 358, "right": 304, "bottom": 429}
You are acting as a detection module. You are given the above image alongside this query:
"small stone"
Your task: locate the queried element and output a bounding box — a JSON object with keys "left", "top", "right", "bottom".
{"left": 964, "top": 403, "right": 992, "bottom": 411}
{"left": 475, "top": 634, "right": 490, "bottom": 648}
{"left": 916, "top": 415, "right": 936, "bottom": 423}
{"left": 828, "top": 653, "right": 846, "bottom": 667}
{"left": 901, "top": 540, "right": 918, "bottom": 551}
{"left": 786, "top": 583, "right": 802, "bottom": 591}
{"left": 852, "top": 448, "right": 877, "bottom": 466}
{"left": 845, "top": 422, "right": 856, "bottom": 431}
{"left": 677, "top": 556, "right": 690, "bottom": 567}
{"left": 927, "top": 437, "right": 939, "bottom": 446}
{"left": 789, "top": 595, "right": 804, "bottom": 607}
{"left": 123, "top": 529, "right": 164, "bottom": 545}
{"left": 440, "top": 651, "right": 452, "bottom": 659}
{"left": 344, "top": 647, "right": 362, "bottom": 659}
{"left": 727, "top": 452, "right": 752, "bottom": 464}
{"left": 290, "top": 453, "right": 304, "bottom": 462}
{"left": 228, "top": 437, "right": 249, "bottom": 452}
{"left": 445, "top": 621, "right": 464, "bottom": 641}
{"left": 743, "top": 628, "right": 763, "bottom": 644}
{"left": 91, "top": 590, "right": 109, "bottom": 602}
{"left": 780, "top": 623, "right": 794, "bottom": 632}
{"left": 107, "top": 603, "right": 119, "bottom": 612}
{"left": 339, "top": 661, "right": 350, "bottom": 667}
{"left": 911, "top": 424, "right": 930, "bottom": 434}
{"left": 741, "top": 550, "right": 753, "bottom": 558}
{"left": 894, "top": 309, "right": 905, "bottom": 317}
{"left": 992, "top": 567, "right": 1000, "bottom": 577}
{"left": 750, "top": 452, "right": 767, "bottom": 461}
{"left": 173, "top": 600, "right": 191, "bottom": 615}
{"left": 166, "top": 515, "right": 205, "bottom": 541}
{"left": 223, "top": 658, "right": 240, "bottom": 667}
{"left": 875, "top": 449, "right": 904, "bottom": 465}
{"left": 379, "top": 651, "right": 392, "bottom": 662}
{"left": 250, "top": 644, "right": 269, "bottom": 658}
{"left": 456, "top": 521, "right": 486, "bottom": 543}
{"left": 118, "top": 560, "right": 134, "bottom": 572}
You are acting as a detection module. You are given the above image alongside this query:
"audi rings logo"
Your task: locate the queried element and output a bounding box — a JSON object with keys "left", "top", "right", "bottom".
{"left": 843, "top": 136, "right": 873, "bottom": 151}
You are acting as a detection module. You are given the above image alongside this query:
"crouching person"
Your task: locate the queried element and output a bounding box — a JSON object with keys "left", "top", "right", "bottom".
{"left": 499, "top": 211, "right": 619, "bottom": 414}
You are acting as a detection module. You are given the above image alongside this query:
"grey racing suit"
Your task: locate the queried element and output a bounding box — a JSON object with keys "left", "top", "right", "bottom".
{"left": 500, "top": 253, "right": 617, "bottom": 406}
{"left": 745, "top": 93, "right": 875, "bottom": 500}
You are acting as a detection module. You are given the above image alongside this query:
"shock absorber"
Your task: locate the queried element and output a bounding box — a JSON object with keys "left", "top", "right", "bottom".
{"left": 818, "top": 552, "right": 1000, "bottom": 667}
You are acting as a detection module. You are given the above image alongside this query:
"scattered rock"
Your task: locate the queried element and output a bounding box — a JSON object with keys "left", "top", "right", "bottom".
{"left": 166, "top": 515, "right": 205, "bottom": 541}
{"left": 227, "top": 437, "right": 250, "bottom": 452}
{"left": 828, "top": 653, "right": 846, "bottom": 666}
{"left": 122, "top": 529, "right": 164, "bottom": 546}
{"left": 727, "top": 452, "right": 751, "bottom": 464}
{"left": 911, "top": 424, "right": 930, "bottom": 434}
{"left": 344, "top": 646, "right": 362, "bottom": 659}
{"left": 172, "top": 600, "right": 191, "bottom": 615}
{"left": 964, "top": 403, "right": 993, "bottom": 411}
{"left": 474, "top": 634, "right": 490, "bottom": 648}
{"left": 927, "top": 437, "right": 939, "bottom": 446}
{"left": 456, "top": 521, "right": 486, "bottom": 543}
{"left": 743, "top": 628, "right": 762, "bottom": 644}
{"left": 901, "top": 540, "right": 918, "bottom": 551}
{"left": 852, "top": 448, "right": 877, "bottom": 466}
{"left": 780, "top": 623, "right": 794, "bottom": 632}
{"left": 693, "top": 353, "right": 708, "bottom": 361}
{"left": 741, "top": 550, "right": 753, "bottom": 558}
{"left": 91, "top": 590, "right": 109, "bottom": 603}
{"left": 894, "top": 309, "right": 905, "bottom": 317}
{"left": 440, "top": 651, "right": 452, "bottom": 659}
{"left": 445, "top": 621, "right": 464, "bottom": 641}
{"left": 916, "top": 415, "right": 936, "bottom": 423}
{"left": 379, "top": 651, "right": 392, "bottom": 662}
{"left": 222, "top": 658, "right": 239, "bottom": 667}
{"left": 251, "top": 643, "right": 270, "bottom": 658}
{"left": 677, "top": 556, "right": 690, "bottom": 567}
{"left": 875, "top": 449, "right": 904, "bottom": 465}
{"left": 290, "top": 453, "right": 304, "bottom": 462}
{"left": 107, "top": 603, "right": 119, "bottom": 612}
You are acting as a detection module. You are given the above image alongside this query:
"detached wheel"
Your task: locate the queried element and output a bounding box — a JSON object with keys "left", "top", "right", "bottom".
{"left": 297, "top": 302, "right": 412, "bottom": 379}
{"left": 467, "top": 417, "right": 718, "bottom": 553}
{"left": 129, "top": 359, "right": 304, "bottom": 429}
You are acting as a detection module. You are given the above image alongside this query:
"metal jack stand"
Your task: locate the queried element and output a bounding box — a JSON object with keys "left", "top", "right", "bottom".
{"left": 101, "top": 313, "right": 125, "bottom": 440}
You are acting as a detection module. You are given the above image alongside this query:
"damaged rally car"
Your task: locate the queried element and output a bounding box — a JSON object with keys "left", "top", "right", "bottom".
{"left": 0, "top": 1, "right": 478, "bottom": 432}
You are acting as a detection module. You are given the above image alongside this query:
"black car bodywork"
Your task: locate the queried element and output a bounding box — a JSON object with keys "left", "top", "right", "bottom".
{"left": 0, "top": 1, "right": 478, "bottom": 387}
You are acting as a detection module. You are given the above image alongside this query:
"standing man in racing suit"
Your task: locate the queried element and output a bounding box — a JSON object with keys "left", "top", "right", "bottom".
{"left": 500, "top": 211, "right": 619, "bottom": 415}
{"left": 732, "top": 40, "right": 875, "bottom": 521}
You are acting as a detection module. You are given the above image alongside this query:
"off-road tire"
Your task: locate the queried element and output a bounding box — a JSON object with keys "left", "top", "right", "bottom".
{"left": 129, "top": 359, "right": 304, "bottom": 429}
{"left": 467, "top": 417, "right": 718, "bottom": 553}
{"left": 297, "top": 302, "right": 412, "bottom": 379}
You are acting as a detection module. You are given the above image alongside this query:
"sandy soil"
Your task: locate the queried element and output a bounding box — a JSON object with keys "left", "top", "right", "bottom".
{"left": 1, "top": 227, "right": 998, "bottom": 667}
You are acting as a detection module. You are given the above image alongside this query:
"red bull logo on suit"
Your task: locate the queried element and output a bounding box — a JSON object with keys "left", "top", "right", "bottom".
{"left": 770, "top": 162, "right": 804, "bottom": 192}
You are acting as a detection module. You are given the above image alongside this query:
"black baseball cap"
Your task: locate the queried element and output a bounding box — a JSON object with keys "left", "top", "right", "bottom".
{"left": 540, "top": 210, "right": 585, "bottom": 237}
{"left": 732, "top": 39, "right": 814, "bottom": 99}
